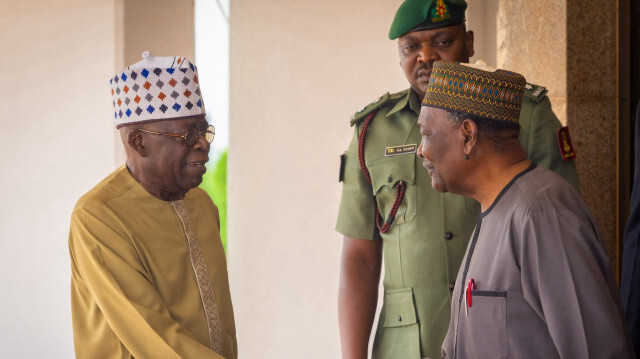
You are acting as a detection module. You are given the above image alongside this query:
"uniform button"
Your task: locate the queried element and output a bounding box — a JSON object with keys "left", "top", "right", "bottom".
{"left": 398, "top": 315, "right": 402, "bottom": 322}
{"left": 387, "top": 175, "right": 392, "bottom": 183}
{"left": 444, "top": 231, "right": 453, "bottom": 240}
{"left": 449, "top": 283, "right": 455, "bottom": 291}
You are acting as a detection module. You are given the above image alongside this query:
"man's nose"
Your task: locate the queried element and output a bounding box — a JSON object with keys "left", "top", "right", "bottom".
{"left": 193, "top": 131, "right": 210, "bottom": 151}
{"left": 417, "top": 141, "right": 425, "bottom": 159}
{"left": 417, "top": 44, "right": 437, "bottom": 63}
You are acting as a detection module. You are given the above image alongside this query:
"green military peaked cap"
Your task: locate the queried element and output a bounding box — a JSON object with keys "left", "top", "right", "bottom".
{"left": 389, "top": 0, "right": 467, "bottom": 40}
{"left": 422, "top": 61, "right": 527, "bottom": 123}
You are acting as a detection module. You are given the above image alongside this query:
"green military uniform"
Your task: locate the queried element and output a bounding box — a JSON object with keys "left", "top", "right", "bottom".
{"left": 336, "top": 85, "right": 578, "bottom": 358}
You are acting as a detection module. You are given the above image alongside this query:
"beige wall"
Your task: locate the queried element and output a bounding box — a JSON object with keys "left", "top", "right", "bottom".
{"left": 228, "top": 1, "right": 405, "bottom": 357}
{"left": 0, "top": 1, "right": 119, "bottom": 357}
{"left": 227, "top": 1, "right": 494, "bottom": 357}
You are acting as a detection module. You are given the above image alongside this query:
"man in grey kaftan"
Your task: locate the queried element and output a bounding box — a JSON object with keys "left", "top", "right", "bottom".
{"left": 441, "top": 164, "right": 633, "bottom": 358}
{"left": 416, "top": 61, "right": 634, "bottom": 359}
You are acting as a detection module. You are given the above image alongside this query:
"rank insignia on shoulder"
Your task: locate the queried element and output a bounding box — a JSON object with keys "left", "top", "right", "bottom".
{"left": 532, "top": 86, "right": 545, "bottom": 97}
{"left": 350, "top": 90, "right": 408, "bottom": 126}
{"left": 351, "top": 94, "right": 387, "bottom": 122}
{"left": 523, "top": 83, "right": 547, "bottom": 103}
{"left": 353, "top": 96, "right": 381, "bottom": 117}
{"left": 385, "top": 144, "right": 417, "bottom": 157}
{"left": 557, "top": 126, "right": 576, "bottom": 161}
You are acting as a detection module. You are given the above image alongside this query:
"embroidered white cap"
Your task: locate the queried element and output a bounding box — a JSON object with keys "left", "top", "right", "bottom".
{"left": 109, "top": 51, "right": 206, "bottom": 128}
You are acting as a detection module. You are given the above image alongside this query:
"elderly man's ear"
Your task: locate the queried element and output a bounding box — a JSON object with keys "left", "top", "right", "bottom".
{"left": 127, "top": 131, "right": 147, "bottom": 157}
{"left": 461, "top": 119, "right": 478, "bottom": 153}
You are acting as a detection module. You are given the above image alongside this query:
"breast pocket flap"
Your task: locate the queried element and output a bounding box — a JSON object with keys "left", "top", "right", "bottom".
{"left": 368, "top": 154, "right": 416, "bottom": 194}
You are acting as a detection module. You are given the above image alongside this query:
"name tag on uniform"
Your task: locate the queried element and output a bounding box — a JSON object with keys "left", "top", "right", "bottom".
{"left": 385, "top": 144, "right": 417, "bottom": 157}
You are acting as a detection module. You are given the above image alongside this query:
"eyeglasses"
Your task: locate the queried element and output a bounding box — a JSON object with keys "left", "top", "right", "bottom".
{"left": 136, "top": 125, "right": 215, "bottom": 146}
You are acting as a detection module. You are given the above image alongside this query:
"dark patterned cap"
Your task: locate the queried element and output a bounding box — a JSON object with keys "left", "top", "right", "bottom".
{"left": 389, "top": 0, "right": 467, "bottom": 40}
{"left": 422, "top": 61, "right": 526, "bottom": 123}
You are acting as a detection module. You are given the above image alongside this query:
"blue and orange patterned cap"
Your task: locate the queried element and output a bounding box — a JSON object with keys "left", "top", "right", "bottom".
{"left": 109, "top": 51, "right": 206, "bottom": 128}
{"left": 389, "top": 0, "right": 467, "bottom": 40}
{"left": 422, "top": 61, "right": 526, "bottom": 123}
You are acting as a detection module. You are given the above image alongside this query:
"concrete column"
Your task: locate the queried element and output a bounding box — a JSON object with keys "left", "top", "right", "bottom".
{"left": 566, "top": 0, "right": 619, "bottom": 273}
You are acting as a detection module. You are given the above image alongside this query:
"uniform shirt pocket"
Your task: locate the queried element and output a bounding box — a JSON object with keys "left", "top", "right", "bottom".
{"left": 374, "top": 288, "right": 421, "bottom": 359}
{"left": 383, "top": 288, "right": 418, "bottom": 328}
{"left": 368, "top": 154, "right": 416, "bottom": 225}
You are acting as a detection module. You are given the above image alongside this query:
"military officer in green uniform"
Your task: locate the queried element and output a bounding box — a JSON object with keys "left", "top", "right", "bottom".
{"left": 336, "top": 1, "right": 579, "bottom": 359}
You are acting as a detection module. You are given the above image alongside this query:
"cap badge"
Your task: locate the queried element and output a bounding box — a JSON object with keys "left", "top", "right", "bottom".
{"left": 432, "top": 0, "right": 451, "bottom": 23}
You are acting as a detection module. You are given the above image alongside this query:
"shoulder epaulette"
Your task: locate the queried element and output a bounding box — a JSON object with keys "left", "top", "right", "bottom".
{"left": 523, "top": 83, "right": 548, "bottom": 103}
{"left": 350, "top": 89, "right": 408, "bottom": 126}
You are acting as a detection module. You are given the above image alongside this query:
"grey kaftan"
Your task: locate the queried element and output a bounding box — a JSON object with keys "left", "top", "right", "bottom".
{"left": 442, "top": 164, "right": 634, "bottom": 359}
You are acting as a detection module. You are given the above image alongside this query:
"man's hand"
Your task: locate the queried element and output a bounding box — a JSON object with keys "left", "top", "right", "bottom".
{"left": 338, "top": 236, "right": 383, "bottom": 359}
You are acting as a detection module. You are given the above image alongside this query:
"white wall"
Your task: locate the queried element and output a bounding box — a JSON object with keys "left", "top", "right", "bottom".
{"left": 0, "top": 1, "right": 119, "bottom": 357}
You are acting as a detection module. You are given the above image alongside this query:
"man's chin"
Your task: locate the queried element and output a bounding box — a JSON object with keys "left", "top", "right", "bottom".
{"left": 184, "top": 176, "right": 204, "bottom": 191}
{"left": 431, "top": 179, "right": 448, "bottom": 193}
{"left": 412, "top": 83, "right": 429, "bottom": 100}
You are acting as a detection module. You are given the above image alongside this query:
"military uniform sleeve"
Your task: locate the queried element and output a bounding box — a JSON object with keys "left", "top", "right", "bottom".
{"left": 336, "top": 123, "right": 380, "bottom": 240}
{"left": 519, "top": 96, "right": 580, "bottom": 191}
{"left": 519, "top": 209, "right": 631, "bottom": 358}
{"left": 69, "top": 205, "right": 225, "bottom": 359}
